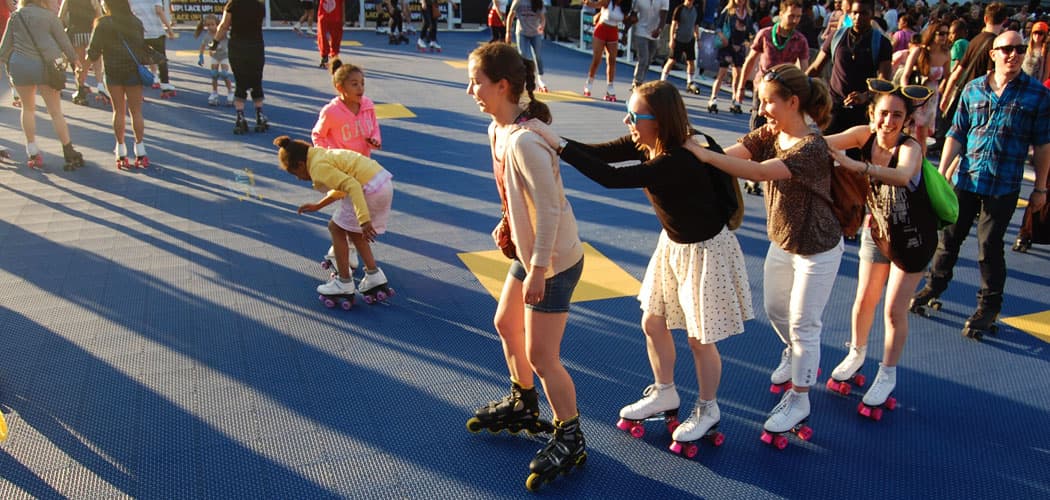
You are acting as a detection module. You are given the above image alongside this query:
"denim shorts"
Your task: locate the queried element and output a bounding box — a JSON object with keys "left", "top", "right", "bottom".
{"left": 858, "top": 227, "right": 890, "bottom": 265}
{"left": 509, "top": 256, "right": 584, "bottom": 313}
{"left": 6, "top": 52, "right": 45, "bottom": 87}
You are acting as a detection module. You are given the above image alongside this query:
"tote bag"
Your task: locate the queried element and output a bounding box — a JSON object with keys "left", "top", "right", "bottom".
{"left": 922, "top": 158, "right": 958, "bottom": 229}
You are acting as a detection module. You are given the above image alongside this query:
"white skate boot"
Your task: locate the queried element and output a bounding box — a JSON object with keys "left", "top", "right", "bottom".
{"left": 770, "top": 346, "right": 793, "bottom": 393}
{"left": 317, "top": 277, "right": 357, "bottom": 310}
{"left": 604, "top": 83, "right": 616, "bottom": 102}
{"left": 761, "top": 389, "right": 813, "bottom": 449}
{"left": 322, "top": 245, "right": 358, "bottom": 276}
{"left": 616, "top": 383, "right": 680, "bottom": 438}
{"left": 358, "top": 267, "right": 395, "bottom": 304}
{"left": 133, "top": 141, "right": 149, "bottom": 168}
{"left": 417, "top": 38, "right": 428, "bottom": 52}
{"left": 859, "top": 364, "right": 898, "bottom": 420}
{"left": 669, "top": 399, "right": 725, "bottom": 458}
{"left": 583, "top": 79, "right": 593, "bottom": 97}
{"left": 428, "top": 41, "right": 442, "bottom": 52}
{"left": 827, "top": 344, "right": 867, "bottom": 395}
{"left": 208, "top": 93, "right": 219, "bottom": 106}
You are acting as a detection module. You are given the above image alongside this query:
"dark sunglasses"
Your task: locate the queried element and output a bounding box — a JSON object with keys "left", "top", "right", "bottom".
{"left": 1034, "top": 31, "right": 1047, "bottom": 36}
{"left": 936, "top": 31, "right": 949, "bottom": 36}
{"left": 992, "top": 44, "right": 1027, "bottom": 55}
{"left": 866, "top": 78, "right": 933, "bottom": 102}
{"left": 626, "top": 108, "right": 655, "bottom": 125}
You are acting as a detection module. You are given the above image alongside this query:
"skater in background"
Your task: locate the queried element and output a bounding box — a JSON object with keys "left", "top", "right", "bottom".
{"left": 384, "top": 0, "right": 408, "bottom": 44}
{"left": 316, "top": 0, "right": 343, "bottom": 68}
{"left": 464, "top": 42, "right": 586, "bottom": 490}
{"left": 911, "top": 30, "right": 1050, "bottom": 338}
{"left": 274, "top": 136, "right": 395, "bottom": 302}
{"left": 823, "top": 81, "right": 937, "bottom": 415}
{"left": 685, "top": 64, "right": 840, "bottom": 443}
{"left": 487, "top": 0, "right": 506, "bottom": 43}
{"left": 582, "top": 0, "right": 629, "bottom": 101}
{"left": 59, "top": 0, "right": 106, "bottom": 106}
{"left": 311, "top": 59, "right": 383, "bottom": 296}
{"left": 294, "top": 0, "right": 316, "bottom": 34}
{"left": 214, "top": 0, "right": 269, "bottom": 134}
{"left": 128, "top": 0, "right": 175, "bottom": 97}
{"left": 0, "top": 0, "right": 84, "bottom": 170}
{"left": 195, "top": 13, "right": 233, "bottom": 106}
{"left": 708, "top": 0, "right": 753, "bottom": 115}
{"left": 659, "top": 0, "right": 699, "bottom": 97}
{"left": 529, "top": 80, "right": 753, "bottom": 455}
{"left": 736, "top": 0, "right": 808, "bottom": 196}
{"left": 86, "top": 0, "right": 149, "bottom": 169}
{"left": 628, "top": 0, "right": 666, "bottom": 90}
{"left": 899, "top": 21, "right": 949, "bottom": 158}
{"left": 505, "top": 0, "right": 547, "bottom": 92}
{"left": 1022, "top": 21, "right": 1050, "bottom": 83}
{"left": 417, "top": 0, "right": 440, "bottom": 51}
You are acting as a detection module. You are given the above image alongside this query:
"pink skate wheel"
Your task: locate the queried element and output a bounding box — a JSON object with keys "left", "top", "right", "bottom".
{"left": 885, "top": 397, "right": 897, "bottom": 411}
{"left": 666, "top": 418, "right": 679, "bottom": 434}
{"left": 710, "top": 432, "right": 725, "bottom": 447}
{"left": 857, "top": 402, "right": 870, "bottom": 417}
{"left": 774, "top": 435, "right": 789, "bottom": 450}
{"left": 838, "top": 383, "right": 852, "bottom": 396}
{"left": 386, "top": 288, "right": 395, "bottom": 297}
{"left": 871, "top": 408, "right": 883, "bottom": 421}
{"left": 669, "top": 441, "right": 683, "bottom": 454}
{"left": 340, "top": 298, "right": 353, "bottom": 310}
{"left": 684, "top": 443, "right": 698, "bottom": 459}
{"left": 760, "top": 431, "right": 773, "bottom": 445}
{"left": 797, "top": 426, "right": 813, "bottom": 441}
{"left": 825, "top": 379, "right": 837, "bottom": 391}
{"left": 616, "top": 418, "right": 632, "bottom": 432}
{"left": 322, "top": 297, "right": 335, "bottom": 308}
{"left": 629, "top": 424, "right": 645, "bottom": 439}
{"left": 375, "top": 290, "right": 387, "bottom": 301}
{"left": 855, "top": 374, "right": 866, "bottom": 387}
{"left": 363, "top": 294, "right": 375, "bottom": 304}
{"left": 321, "top": 260, "right": 331, "bottom": 270}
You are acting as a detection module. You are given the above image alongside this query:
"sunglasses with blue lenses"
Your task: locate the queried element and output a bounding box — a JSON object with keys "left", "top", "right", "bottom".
{"left": 626, "top": 106, "right": 656, "bottom": 125}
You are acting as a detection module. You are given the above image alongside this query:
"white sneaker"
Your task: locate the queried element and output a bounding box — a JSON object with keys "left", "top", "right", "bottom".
{"left": 224, "top": 94, "right": 234, "bottom": 106}
{"left": 317, "top": 277, "right": 356, "bottom": 295}
{"left": 208, "top": 93, "right": 219, "bottom": 106}
{"left": 770, "top": 346, "right": 792, "bottom": 385}
{"left": 763, "top": 389, "right": 810, "bottom": 433}
{"left": 831, "top": 344, "right": 867, "bottom": 381}
{"left": 618, "top": 384, "right": 680, "bottom": 420}
{"left": 862, "top": 365, "right": 897, "bottom": 406}
{"left": 671, "top": 399, "right": 720, "bottom": 442}
{"left": 358, "top": 267, "right": 388, "bottom": 293}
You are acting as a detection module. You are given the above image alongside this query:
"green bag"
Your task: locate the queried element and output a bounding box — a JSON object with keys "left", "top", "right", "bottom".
{"left": 923, "top": 158, "right": 958, "bottom": 229}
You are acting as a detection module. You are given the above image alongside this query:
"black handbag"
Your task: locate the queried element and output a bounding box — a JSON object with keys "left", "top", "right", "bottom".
{"left": 16, "top": 12, "right": 66, "bottom": 90}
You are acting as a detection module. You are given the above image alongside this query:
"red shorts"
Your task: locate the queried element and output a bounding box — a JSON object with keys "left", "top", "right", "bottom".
{"left": 593, "top": 23, "right": 619, "bottom": 43}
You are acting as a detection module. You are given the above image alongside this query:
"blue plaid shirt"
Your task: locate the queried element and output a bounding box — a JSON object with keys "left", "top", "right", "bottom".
{"left": 948, "top": 71, "right": 1050, "bottom": 196}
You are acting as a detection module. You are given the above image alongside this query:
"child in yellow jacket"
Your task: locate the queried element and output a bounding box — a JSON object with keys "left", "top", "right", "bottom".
{"left": 274, "top": 135, "right": 395, "bottom": 301}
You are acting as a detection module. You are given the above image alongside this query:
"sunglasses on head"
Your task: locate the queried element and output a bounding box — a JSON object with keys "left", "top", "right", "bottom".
{"left": 626, "top": 106, "right": 655, "bottom": 125}
{"left": 866, "top": 78, "right": 933, "bottom": 102}
{"left": 992, "top": 44, "right": 1027, "bottom": 55}
{"left": 763, "top": 70, "right": 786, "bottom": 85}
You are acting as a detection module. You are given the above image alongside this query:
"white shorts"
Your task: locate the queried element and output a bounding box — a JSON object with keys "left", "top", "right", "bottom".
{"left": 331, "top": 176, "right": 394, "bottom": 234}
{"left": 211, "top": 57, "right": 230, "bottom": 68}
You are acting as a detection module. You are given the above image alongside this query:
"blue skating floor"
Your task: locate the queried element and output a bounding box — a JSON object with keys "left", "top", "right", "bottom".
{"left": 1, "top": 29, "right": 1048, "bottom": 499}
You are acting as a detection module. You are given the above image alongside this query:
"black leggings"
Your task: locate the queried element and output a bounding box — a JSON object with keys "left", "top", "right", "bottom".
{"left": 421, "top": 7, "right": 438, "bottom": 43}
{"left": 229, "top": 40, "right": 265, "bottom": 100}
{"left": 389, "top": 8, "right": 403, "bottom": 33}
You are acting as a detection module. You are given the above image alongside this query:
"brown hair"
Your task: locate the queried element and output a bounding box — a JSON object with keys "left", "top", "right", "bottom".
{"left": 468, "top": 42, "right": 551, "bottom": 124}
{"left": 779, "top": 0, "right": 804, "bottom": 12}
{"left": 984, "top": 2, "right": 1007, "bottom": 26}
{"left": 632, "top": 81, "right": 691, "bottom": 157}
{"left": 273, "top": 135, "right": 311, "bottom": 175}
{"left": 763, "top": 63, "right": 832, "bottom": 130}
{"left": 329, "top": 58, "right": 364, "bottom": 91}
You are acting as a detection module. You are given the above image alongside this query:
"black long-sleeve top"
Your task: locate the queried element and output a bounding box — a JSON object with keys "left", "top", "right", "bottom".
{"left": 559, "top": 133, "right": 737, "bottom": 244}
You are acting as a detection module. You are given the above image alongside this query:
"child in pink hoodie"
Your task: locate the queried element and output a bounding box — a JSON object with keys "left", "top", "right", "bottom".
{"left": 309, "top": 60, "right": 391, "bottom": 302}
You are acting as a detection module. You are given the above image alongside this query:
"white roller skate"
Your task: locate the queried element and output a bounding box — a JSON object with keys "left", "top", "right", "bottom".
{"left": 615, "top": 383, "right": 680, "bottom": 438}
{"left": 827, "top": 344, "right": 867, "bottom": 395}
{"left": 769, "top": 346, "right": 793, "bottom": 393}
{"left": 321, "top": 245, "right": 358, "bottom": 276}
{"left": 583, "top": 78, "right": 593, "bottom": 97}
{"left": 858, "top": 364, "right": 898, "bottom": 420}
{"left": 669, "top": 399, "right": 725, "bottom": 458}
{"left": 761, "top": 389, "right": 812, "bottom": 450}
{"left": 417, "top": 38, "right": 428, "bottom": 52}
{"left": 115, "top": 142, "right": 130, "bottom": 170}
{"left": 317, "top": 277, "right": 357, "bottom": 310}
{"left": 160, "top": 83, "right": 176, "bottom": 98}
{"left": 224, "top": 94, "right": 234, "bottom": 106}
{"left": 604, "top": 83, "right": 616, "bottom": 102}
{"left": 536, "top": 76, "right": 548, "bottom": 93}
{"left": 25, "top": 142, "right": 43, "bottom": 170}
{"left": 358, "top": 267, "right": 395, "bottom": 304}
{"left": 208, "top": 93, "right": 219, "bottom": 106}
{"left": 428, "top": 41, "right": 442, "bottom": 52}
{"left": 133, "top": 141, "right": 149, "bottom": 168}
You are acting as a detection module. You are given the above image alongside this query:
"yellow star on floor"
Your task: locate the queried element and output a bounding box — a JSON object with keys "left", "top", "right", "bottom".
{"left": 1001, "top": 311, "right": 1050, "bottom": 343}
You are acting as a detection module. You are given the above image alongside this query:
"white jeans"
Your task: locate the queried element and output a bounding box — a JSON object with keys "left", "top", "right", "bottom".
{"left": 763, "top": 240, "right": 844, "bottom": 387}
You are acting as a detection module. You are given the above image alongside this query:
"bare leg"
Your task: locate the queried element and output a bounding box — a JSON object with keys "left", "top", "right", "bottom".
{"left": 881, "top": 268, "right": 924, "bottom": 366}
{"left": 348, "top": 231, "right": 377, "bottom": 269}
{"left": 494, "top": 274, "right": 534, "bottom": 388}
{"left": 587, "top": 41, "right": 604, "bottom": 79}
{"left": 604, "top": 40, "right": 617, "bottom": 83}
{"left": 109, "top": 85, "right": 127, "bottom": 143}
{"left": 641, "top": 311, "right": 676, "bottom": 385}
{"left": 328, "top": 221, "right": 353, "bottom": 279}
{"left": 687, "top": 340, "right": 721, "bottom": 401}
{"left": 526, "top": 309, "right": 576, "bottom": 420}
{"left": 39, "top": 87, "right": 71, "bottom": 145}
{"left": 850, "top": 259, "right": 891, "bottom": 349}
{"left": 15, "top": 85, "right": 37, "bottom": 143}
{"left": 125, "top": 85, "right": 145, "bottom": 142}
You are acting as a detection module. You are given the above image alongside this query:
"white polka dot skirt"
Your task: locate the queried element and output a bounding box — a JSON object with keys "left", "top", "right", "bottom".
{"left": 638, "top": 227, "right": 754, "bottom": 344}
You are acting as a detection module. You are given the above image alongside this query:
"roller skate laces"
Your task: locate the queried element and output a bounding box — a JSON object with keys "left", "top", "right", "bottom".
{"left": 317, "top": 277, "right": 357, "bottom": 310}
{"left": 669, "top": 400, "right": 725, "bottom": 458}
{"left": 763, "top": 389, "right": 810, "bottom": 435}
{"left": 466, "top": 382, "right": 553, "bottom": 435}
{"left": 616, "top": 383, "right": 680, "bottom": 438}
{"left": 526, "top": 416, "right": 586, "bottom": 491}
{"left": 827, "top": 343, "right": 867, "bottom": 396}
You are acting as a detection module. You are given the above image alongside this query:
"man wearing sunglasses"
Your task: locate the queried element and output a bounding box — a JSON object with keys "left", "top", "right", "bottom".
{"left": 912, "top": 30, "right": 1050, "bottom": 339}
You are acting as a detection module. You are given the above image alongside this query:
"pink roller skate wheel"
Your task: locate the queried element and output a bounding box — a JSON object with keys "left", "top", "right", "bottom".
{"left": 885, "top": 397, "right": 897, "bottom": 410}
{"left": 616, "top": 418, "right": 632, "bottom": 432}
{"left": 322, "top": 297, "right": 335, "bottom": 308}
{"left": 375, "top": 290, "right": 387, "bottom": 301}
{"left": 363, "top": 294, "right": 375, "bottom": 304}
{"left": 321, "top": 260, "right": 331, "bottom": 270}
{"left": 838, "top": 383, "right": 852, "bottom": 396}
{"left": 825, "top": 379, "right": 838, "bottom": 391}
{"left": 774, "top": 435, "right": 789, "bottom": 450}
{"left": 770, "top": 384, "right": 783, "bottom": 394}
{"left": 855, "top": 374, "right": 866, "bottom": 387}
{"left": 684, "top": 444, "right": 698, "bottom": 459}
{"left": 760, "top": 431, "right": 773, "bottom": 445}
{"left": 669, "top": 441, "right": 683, "bottom": 454}
{"left": 340, "top": 299, "right": 353, "bottom": 310}
{"left": 711, "top": 432, "right": 725, "bottom": 447}
{"left": 797, "top": 426, "right": 813, "bottom": 441}
{"left": 857, "top": 402, "right": 871, "bottom": 417}
{"left": 666, "top": 419, "right": 679, "bottom": 434}
{"left": 871, "top": 408, "right": 883, "bottom": 421}
{"left": 629, "top": 424, "right": 645, "bottom": 439}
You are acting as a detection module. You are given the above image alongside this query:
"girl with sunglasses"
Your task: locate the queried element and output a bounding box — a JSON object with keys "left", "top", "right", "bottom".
{"left": 684, "top": 63, "right": 839, "bottom": 447}
{"left": 526, "top": 80, "right": 752, "bottom": 457}
{"left": 900, "top": 21, "right": 951, "bottom": 157}
{"left": 1022, "top": 21, "right": 1050, "bottom": 83}
{"left": 822, "top": 80, "right": 938, "bottom": 419}
{"left": 465, "top": 42, "right": 586, "bottom": 491}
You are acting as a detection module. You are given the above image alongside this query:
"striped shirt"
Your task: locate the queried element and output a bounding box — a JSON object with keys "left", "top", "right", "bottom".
{"left": 949, "top": 71, "right": 1050, "bottom": 196}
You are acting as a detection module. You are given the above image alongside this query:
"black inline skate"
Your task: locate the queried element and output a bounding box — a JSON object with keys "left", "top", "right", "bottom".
{"left": 233, "top": 115, "right": 250, "bottom": 135}
{"left": 254, "top": 113, "right": 270, "bottom": 132}
{"left": 466, "top": 382, "right": 554, "bottom": 435}
{"left": 62, "top": 143, "right": 84, "bottom": 171}
{"left": 71, "top": 85, "right": 90, "bottom": 106}
{"left": 526, "top": 416, "right": 586, "bottom": 491}
{"left": 909, "top": 285, "right": 943, "bottom": 317}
